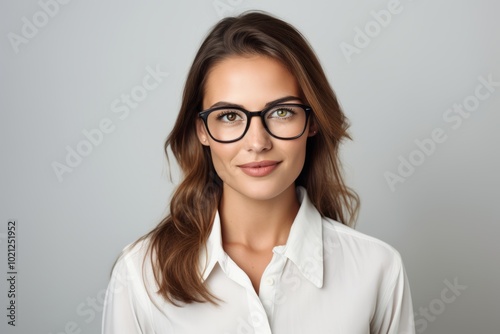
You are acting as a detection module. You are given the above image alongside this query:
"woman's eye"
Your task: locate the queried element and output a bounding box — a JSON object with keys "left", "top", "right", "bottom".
{"left": 277, "top": 109, "right": 288, "bottom": 117}
{"left": 225, "top": 113, "right": 237, "bottom": 121}
{"left": 270, "top": 108, "right": 294, "bottom": 118}
{"left": 217, "top": 111, "right": 242, "bottom": 122}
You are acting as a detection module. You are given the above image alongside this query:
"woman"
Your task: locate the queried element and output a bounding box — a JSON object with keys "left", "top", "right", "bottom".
{"left": 102, "top": 11, "right": 415, "bottom": 334}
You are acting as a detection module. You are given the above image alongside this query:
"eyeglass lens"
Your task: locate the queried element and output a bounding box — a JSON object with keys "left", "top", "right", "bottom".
{"left": 206, "top": 105, "right": 307, "bottom": 142}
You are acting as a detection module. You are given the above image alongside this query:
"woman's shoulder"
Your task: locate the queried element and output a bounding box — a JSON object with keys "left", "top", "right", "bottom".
{"left": 105, "top": 236, "right": 164, "bottom": 322}
{"left": 109, "top": 237, "right": 160, "bottom": 300}
{"left": 111, "top": 237, "right": 153, "bottom": 277}
{"left": 321, "top": 217, "right": 404, "bottom": 269}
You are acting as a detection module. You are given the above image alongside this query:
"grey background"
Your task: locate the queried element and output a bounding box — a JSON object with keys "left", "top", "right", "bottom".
{"left": 1, "top": 0, "right": 499, "bottom": 333}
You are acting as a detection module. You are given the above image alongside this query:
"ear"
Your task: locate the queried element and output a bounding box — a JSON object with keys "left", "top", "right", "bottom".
{"left": 196, "top": 119, "right": 210, "bottom": 146}
{"left": 307, "top": 118, "right": 318, "bottom": 137}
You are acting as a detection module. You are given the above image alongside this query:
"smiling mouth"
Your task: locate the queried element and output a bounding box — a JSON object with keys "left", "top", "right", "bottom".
{"left": 238, "top": 161, "right": 281, "bottom": 177}
{"left": 238, "top": 160, "right": 280, "bottom": 168}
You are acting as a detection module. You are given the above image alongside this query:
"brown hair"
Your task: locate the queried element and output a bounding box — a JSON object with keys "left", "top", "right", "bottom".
{"left": 135, "top": 11, "right": 359, "bottom": 305}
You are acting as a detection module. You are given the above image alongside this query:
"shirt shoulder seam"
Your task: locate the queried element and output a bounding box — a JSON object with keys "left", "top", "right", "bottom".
{"left": 322, "top": 218, "right": 401, "bottom": 256}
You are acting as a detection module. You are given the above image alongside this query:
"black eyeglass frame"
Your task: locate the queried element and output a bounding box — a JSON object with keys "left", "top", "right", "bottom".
{"left": 198, "top": 103, "right": 312, "bottom": 143}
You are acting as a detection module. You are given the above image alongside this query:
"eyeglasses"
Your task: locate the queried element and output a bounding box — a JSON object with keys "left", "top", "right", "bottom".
{"left": 198, "top": 103, "right": 312, "bottom": 143}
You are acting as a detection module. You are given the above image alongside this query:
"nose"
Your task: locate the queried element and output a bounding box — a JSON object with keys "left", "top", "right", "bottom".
{"left": 243, "top": 116, "right": 272, "bottom": 152}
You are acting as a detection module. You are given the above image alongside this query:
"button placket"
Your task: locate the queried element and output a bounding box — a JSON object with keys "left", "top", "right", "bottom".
{"left": 264, "top": 277, "right": 275, "bottom": 286}
{"left": 258, "top": 250, "right": 287, "bottom": 328}
{"left": 246, "top": 289, "right": 272, "bottom": 334}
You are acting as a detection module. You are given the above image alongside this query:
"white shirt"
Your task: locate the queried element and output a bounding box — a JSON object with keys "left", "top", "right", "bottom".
{"left": 102, "top": 187, "right": 415, "bottom": 334}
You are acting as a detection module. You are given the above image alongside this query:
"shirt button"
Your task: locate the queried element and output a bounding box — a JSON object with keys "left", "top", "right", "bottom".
{"left": 264, "top": 277, "right": 275, "bottom": 286}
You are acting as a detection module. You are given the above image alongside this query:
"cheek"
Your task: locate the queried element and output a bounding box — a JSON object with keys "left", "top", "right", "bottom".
{"left": 281, "top": 140, "right": 308, "bottom": 172}
{"left": 294, "top": 146, "right": 308, "bottom": 172}
{"left": 292, "top": 138, "right": 308, "bottom": 159}
{"left": 208, "top": 144, "right": 237, "bottom": 178}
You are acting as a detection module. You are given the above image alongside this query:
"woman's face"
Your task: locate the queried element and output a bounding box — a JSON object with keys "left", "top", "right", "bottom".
{"left": 197, "top": 55, "right": 314, "bottom": 202}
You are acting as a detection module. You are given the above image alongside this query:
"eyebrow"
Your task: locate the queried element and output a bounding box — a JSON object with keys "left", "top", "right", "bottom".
{"left": 208, "top": 95, "right": 302, "bottom": 109}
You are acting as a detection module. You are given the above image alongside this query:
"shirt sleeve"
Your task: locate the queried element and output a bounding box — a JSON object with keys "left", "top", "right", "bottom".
{"left": 371, "top": 254, "right": 416, "bottom": 334}
{"left": 101, "top": 254, "right": 150, "bottom": 334}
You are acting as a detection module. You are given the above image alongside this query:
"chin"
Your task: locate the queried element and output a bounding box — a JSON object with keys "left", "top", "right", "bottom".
{"left": 227, "top": 180, "right": 296, "bottom": 202}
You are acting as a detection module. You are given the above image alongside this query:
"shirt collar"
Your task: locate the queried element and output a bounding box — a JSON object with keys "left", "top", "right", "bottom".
{"left": 200, "top": 186, "right": 324, "bottom": 288}
{"left": 280, "top": 186, "right": 324, "bottom": 288}
{"left": 200, "top": 210, "right": 224, "bottom": 281}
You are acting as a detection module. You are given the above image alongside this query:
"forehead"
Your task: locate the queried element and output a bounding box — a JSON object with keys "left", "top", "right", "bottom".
{"left": 202, "top": 55, "right": 300, "bottom": 110}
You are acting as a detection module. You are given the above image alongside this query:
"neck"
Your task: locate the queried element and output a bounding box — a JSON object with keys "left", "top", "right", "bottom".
{"left": 219, "top": 184, "right": 300, "bottom": 251}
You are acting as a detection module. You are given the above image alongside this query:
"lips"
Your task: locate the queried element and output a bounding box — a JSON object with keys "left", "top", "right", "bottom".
{"left": 238, "top": 160, "right": 281, "bottom": 177}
